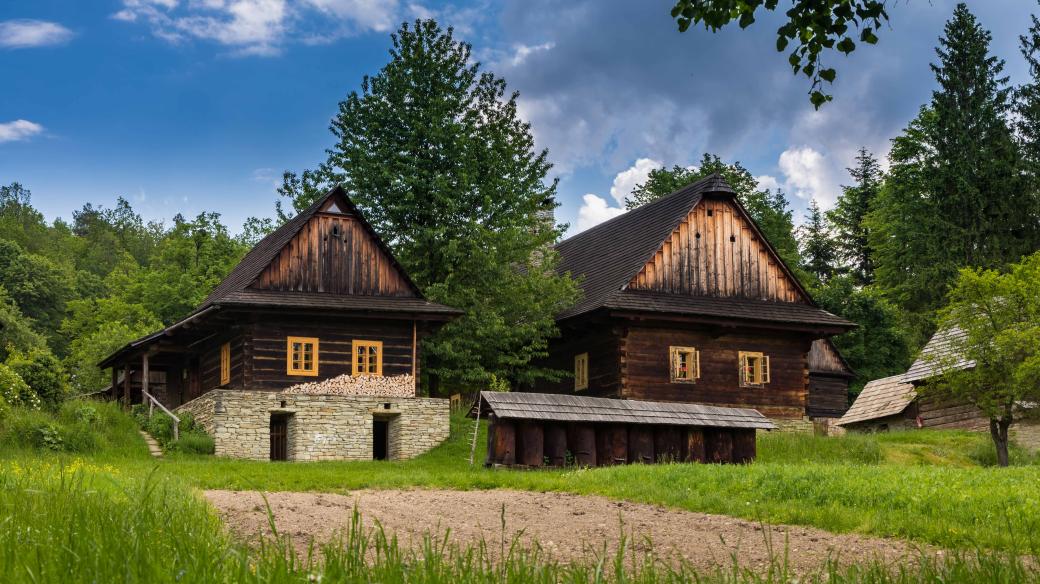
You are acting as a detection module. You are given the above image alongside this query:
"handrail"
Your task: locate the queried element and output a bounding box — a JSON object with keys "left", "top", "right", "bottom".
{"left": 143, "top": 390, "right": 180, "bottom": 442}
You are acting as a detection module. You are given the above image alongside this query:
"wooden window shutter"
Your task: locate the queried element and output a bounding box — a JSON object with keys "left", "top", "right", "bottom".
{"left": 220, "top": 342, "right": 230, "bottom": 386}
{"left": 695, "top": 349, "right": 701, "bottom": 380}
{"left": 763, "top": 355, "right": 770, "bottom": 384}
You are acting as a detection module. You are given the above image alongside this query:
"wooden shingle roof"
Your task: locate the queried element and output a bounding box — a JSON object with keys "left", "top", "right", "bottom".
{"left": 903, "top": 327, "right": 975, "bottom": 383}
{"left": 551, "top": 174, "right": 851, "bottom": 330}
{"left": 477, "top": 391, "right": 776, "bottom": 429}
{"left": 834, "top": 374, "right": 916, "bottom": 426}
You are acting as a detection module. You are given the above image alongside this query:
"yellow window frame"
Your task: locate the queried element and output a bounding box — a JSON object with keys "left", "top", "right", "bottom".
{"left": 286, "top": 336, "right": 319, "bottom": 376}
{"left": 352, "top": 340, "right": 383, "bottom": 377}
{"left": 738, "top": 351, "right": 770, "bottom": 387}
{"left": 669, "top": 346, "right": 700, "bottom": 383}
{"left": 219, "top": 342, "right": 231, "bottom": 386}
{"left": 574, "top": 353, "right": 589, "bottom": 391}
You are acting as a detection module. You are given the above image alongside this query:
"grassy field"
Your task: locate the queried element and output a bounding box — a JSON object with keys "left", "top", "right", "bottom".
{"left": 3, "top": 402, "right": 1040, "bottom": 582}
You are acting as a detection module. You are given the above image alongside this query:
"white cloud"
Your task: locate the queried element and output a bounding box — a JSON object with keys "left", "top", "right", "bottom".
{"left": 303, "top": 0, "right": 398, "bottom": 32}
{"left": 0, "top": 120, "right": 44, "bottom": 143}
{"left": 576, "top": 193, "right": 625, "bottom": 232}
{"left": 0, "top": 20, "right": 74, "bottom": 48}
{"left": 508, "top": 42, "right": 554, "bottom": 66}
{"left": 755, "top": 174, "right": 780, "bottom": 193}
{"left": 113, "top": 0, "right": 399, "bottom": 54}
{"left": 777, "top": 146, "right": 836, "bottom": 205}
{"left": 608, "top": 157, "right": 660, "bottom": 206}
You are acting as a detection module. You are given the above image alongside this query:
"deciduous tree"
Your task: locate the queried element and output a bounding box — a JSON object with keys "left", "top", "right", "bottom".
{"left": 925, "top": 252, "right": 1040, "bottom": 467}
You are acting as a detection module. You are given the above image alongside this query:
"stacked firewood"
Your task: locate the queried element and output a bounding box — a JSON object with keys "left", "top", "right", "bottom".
{"left": 284, "top": 374, "right": 415, "bottom": 398}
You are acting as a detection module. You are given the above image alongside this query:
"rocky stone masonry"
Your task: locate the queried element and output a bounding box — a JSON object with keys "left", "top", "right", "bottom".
{"left": 283, "top": 373, "right": 415, "bottom": 398}
{"left": 770, "top": 416, "right": 814, "bottom": 434}
{"left": 177, "top": 389, "right": 449, "bottom": 461}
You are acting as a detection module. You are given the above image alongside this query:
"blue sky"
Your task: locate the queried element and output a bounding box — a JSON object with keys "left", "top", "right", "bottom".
{"left": 1, "top": 1, "right": 1036, "bottom": 237}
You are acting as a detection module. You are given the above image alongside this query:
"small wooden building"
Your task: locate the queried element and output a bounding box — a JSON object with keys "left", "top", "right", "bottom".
{"left": 807, "top": 339, "right": 854, "bottom": 423}
{"left": 475, "top": 391, "right": 775, "bottom": 467}
{"left": 837, "top": 329, "right": 986, "bottom": 432}
{"left": 99, "top": 186, "right": 461, "bottom": 461}
{"left": 531, "top": 174, "right": 855, "bottom": 431}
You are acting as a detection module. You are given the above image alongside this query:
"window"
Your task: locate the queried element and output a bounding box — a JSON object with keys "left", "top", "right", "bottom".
{"left": 574, "top": 353, "right": 589, "bottom": 391}
{"left": 669, "top": 346, "right": 700, "bottom": 383}
{"left": 352, "top": 340, "right": 383, "bottom": 377}
{"left": 219, "top": 342, "right": 231, "bottom": 386}
{"left": 739, "top": 351, "right": 770, "bottom": 387}
{"left": 286, "top": 337, "right": 319, "bottom": 376}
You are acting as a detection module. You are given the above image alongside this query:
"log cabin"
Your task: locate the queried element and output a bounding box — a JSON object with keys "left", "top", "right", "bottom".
{"left": 530, "top": 174, "right": 856, "bottom": 431}
{"left": 837, "top": 328, "right": 1039, "bottom": 449}
{"left": 99, "top": 186, "right": 461, "bottom": 461}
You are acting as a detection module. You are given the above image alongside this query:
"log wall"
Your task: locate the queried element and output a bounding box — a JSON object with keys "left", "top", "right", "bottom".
{"left": 531, "top": 321, "right": 623, "bottom": 397}
{"left": 485, "top": 420, "right": 760, "bottom": 467}
{"left": 622, "top": 324, "right": 812, "bottom": 419}
{"left": 628, "top": 197, "right": 806, "bottom": 303}
{"left": 807, "top": 374, "right": 850, "bottom": 419}
{"left": 247, "top": 314, "right": 416, "bottom": 391}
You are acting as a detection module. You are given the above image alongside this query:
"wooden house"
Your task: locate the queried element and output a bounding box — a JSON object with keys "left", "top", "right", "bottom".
{"left": 530, "top": 175, "right": 855, "bottom": 431}
{"left": 837, "top": 328, "right": 988, "bottom": 432}
{"left": 99, "top": 186, "right": 461, "bottom": 461}
{"left": 475, "top": 391, "right": 775, "bottom": 467}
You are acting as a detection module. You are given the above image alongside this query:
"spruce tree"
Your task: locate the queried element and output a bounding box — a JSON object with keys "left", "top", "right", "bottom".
{"left": 827, "top": 148, "right": 882, "bottom": 285}
{"left": 1016, "top": 8, "right": 1040, "bottom": 231}
{"left": 798, "top": 199, "right": 836, "bottom": 284}
{"left": 279, "top": 20, "right": 579, "bottom": 391}
{"left": 870, "top": 4, "right": 1029, "bottom": 320}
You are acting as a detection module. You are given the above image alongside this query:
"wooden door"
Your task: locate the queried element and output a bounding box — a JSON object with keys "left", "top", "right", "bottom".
{"left": 270, "top": 415, "right": 288, "bottom": 461}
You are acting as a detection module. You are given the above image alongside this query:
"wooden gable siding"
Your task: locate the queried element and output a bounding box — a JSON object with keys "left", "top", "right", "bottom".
{"left": 620, "top": 324, "right": 811, "bottom": 419}
{"left": 808, "top": 340, "right": 849, "bottom": 375}
{"left": 247, "top": 314, "right": 416, "bottom": 391}
{"left": 253, "top": 212, "right": 415, "bottom": 297}
{"left": 628, "top": 198, "right": 805, "bottom": 303}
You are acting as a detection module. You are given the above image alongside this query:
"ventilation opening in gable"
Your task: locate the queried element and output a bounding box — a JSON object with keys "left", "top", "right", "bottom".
{"left": 324, "top": 201, "right": 345, "bottom": 214}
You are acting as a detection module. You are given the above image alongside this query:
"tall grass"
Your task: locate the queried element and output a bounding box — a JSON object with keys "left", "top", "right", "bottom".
{"left": 0, "top": 399, "right": 148, "bottom": 457}
{"left": 0, "top": 457, "right": 1037, "bottom": 583}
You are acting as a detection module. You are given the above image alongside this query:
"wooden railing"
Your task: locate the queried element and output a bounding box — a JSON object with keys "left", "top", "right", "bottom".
{"left": 142, "top": 390, "right": 180, "bottom": 442}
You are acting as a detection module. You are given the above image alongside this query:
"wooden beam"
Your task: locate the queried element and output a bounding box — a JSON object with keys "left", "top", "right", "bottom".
{"left": 411, "top": 320, "right": 418, "bottom": 396}
{"left": 142, "top": 353, "right": 150, "bottom": 409}
{"left": 122, "top": 364, "right": 131, "bottom": 409}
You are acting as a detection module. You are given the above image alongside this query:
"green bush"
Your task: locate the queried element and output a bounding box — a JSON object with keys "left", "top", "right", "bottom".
{"left": 0, "top": 399, "right": 148, "bottom": 457}
{"left": 0, "top": 362, "right": 39, "bottom": 409}
{"left": 6, "top": 348, "right": 70, "bottom": 409}
{"left": 136, "top": 409, "right": 214, "bottom": 454}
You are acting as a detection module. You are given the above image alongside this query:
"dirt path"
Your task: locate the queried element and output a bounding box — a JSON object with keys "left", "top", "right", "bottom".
{"left": 204, "top": 489, "right": 936, "bottom": 574}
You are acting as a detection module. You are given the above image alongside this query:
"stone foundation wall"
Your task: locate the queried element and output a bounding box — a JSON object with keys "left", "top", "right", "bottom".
{"left": 769, "top": 416, "right": 814, "bottom": 434}
{"left": 176, "top": 389, "right": 449, "bottom": 461}
{"left": 1012, "top": 419, "right": 1040, "bottom": 452}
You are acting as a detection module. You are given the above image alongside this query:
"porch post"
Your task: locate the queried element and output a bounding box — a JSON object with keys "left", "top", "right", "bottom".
{"left": 122, "top": 364, "right": 131, "bottom": 409}
{"left": 142, "top": 353, "right": 150, "bottom": 413}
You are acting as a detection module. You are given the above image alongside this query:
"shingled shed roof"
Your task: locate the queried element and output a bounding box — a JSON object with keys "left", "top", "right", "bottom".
{"left": 476, "top": 391, "right": 776, "bottom": 430}
{"left": 551, "top": 174, "right": 851, "bottom": 330}
{"left": 903, "top": 327, "right": 975, "bottom": 383}
{"left": 835, "top": 374, "right": 916, "bottom": 426}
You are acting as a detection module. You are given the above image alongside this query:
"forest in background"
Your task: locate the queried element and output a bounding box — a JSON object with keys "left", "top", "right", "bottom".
{"left": 2, "top": 3, "right": 1040, "bottom": 403}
